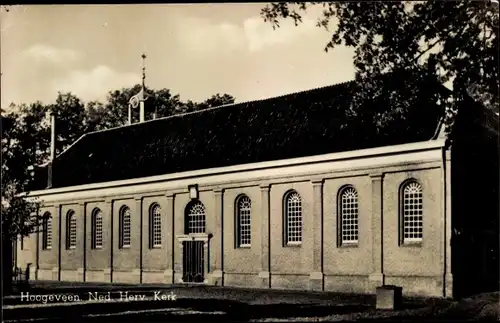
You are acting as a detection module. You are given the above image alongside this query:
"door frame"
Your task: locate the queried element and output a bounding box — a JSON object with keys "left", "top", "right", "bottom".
{"left": 176, "top": 233, "right": 209, "bottom": 284}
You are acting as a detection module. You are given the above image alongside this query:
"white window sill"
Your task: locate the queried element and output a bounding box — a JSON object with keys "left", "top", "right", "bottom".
{"left": 340, "top": 241, "right": 358, "bottom": 248}
{"left": 238, "top": 244, "right": 251, "bottom": 248}
{"left": 404, "top": 238, "right": 423, "bottom": 242}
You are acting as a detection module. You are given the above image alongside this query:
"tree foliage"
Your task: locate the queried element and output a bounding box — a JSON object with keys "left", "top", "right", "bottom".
{"left": 261, "top": 1, "right": 499, "bottom": 120}
{"left": 50, "top": 93, "right": 88, "bottom": 155}
{"left": 98, "top": 85, "right": 235, "bottom": 127}
{"left": 196, "top": 93, "right": 236, "bottom": 110}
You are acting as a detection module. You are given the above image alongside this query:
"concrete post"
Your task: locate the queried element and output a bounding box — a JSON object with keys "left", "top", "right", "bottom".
{"left": 135, "top": 197, "right": 143, "bottom": 283}
{"left": 259, "top": 184, "right": 271, "bottom": 288}
{"left": 165, "top": 194, "right": 175, "bottom": 284}
{"left": 78, "top": 202, "right": 86, "bottom": 282}
{"left": 104, "top": 199, "right": 113, "bottom": 282}
{"left": 369, "top": 173, "right": 385, "bottom": 290}
{"left": 310, "top": 179, "right": 324, "bottom": 291}
{"left": 209, "top": 189, "right": 224, "bottom": 285}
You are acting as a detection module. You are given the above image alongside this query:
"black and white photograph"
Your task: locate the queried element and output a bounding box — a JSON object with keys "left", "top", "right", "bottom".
{"left": 1, "top": 2, "right": 499, "bottom": 322}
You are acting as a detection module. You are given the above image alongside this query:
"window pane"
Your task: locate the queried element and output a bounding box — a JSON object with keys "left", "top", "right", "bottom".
{"left": 152, "top": 205, "right": 162, "bottom": 247}
{"left": 187, "top": 202, "right": 206, "bottom": 234}
{"left": 237, "top": 196, "right": 251, "bottom": 247}
{"left": 402, "top": 182, "right": 423, "bottom": 242}
{"left": 121, "top": 207, "right": 131, "bottom": 247}
{"left": 286, "top": 192, "right": 302, "bottom": 244}
{"left": 92, "top": 209, "right": 103, "bottom": 249}
{"left": 340, "top": 187, "right": 358, "bottom": 244}
{"left": 67, "top": 211, "right": 77, "bottom": 249}
{"left": 44, "top": 215, "right": 52, "bottom": 250}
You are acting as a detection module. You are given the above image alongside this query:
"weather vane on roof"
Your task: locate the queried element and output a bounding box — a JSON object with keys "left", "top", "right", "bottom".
{"left": 128, "top": 53, "right": 148, "bottom": 124}
{"left": 141, "top": 53, "right": 146, "bottom": 85}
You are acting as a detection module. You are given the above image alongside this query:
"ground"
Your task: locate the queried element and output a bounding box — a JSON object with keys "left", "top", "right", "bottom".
{"left": 3, "top": 281, "right": 499, "bottom": 322}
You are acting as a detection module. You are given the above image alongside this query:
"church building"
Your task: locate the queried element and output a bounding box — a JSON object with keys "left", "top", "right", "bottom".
{"left": 14, "top": 72, "right": 499, "bottom": 298}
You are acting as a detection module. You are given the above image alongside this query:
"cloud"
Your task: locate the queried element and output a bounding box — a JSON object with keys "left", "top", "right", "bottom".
{"left": 243, "top": 16, "right": 316, "bottom": 52}
{"left": 180, "top": 18, "right": 245, "bottom": 53}
{"left": 51, "top": 65, "right": 140, "bottom": 102}
{"left": 178, "top": 14, "right": 317, "bottom": 54}
{"left": 22, "top": 44, "right": 81, "bottom": 64}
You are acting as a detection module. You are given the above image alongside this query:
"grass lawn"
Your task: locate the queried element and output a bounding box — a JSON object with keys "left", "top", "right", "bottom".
{"left": 4, "top": 281, "right": 499, "bottom": 322}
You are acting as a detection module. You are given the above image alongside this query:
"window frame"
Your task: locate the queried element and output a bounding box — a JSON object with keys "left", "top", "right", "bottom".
{"left": 20, "top": 218, "right": 31, "bottom": 251}
{"left": 42, "top": 213, "right": 52, "bottom": 250}
{"left": 235, "top": 195, "right": 252, "bottom": 248}
{"left": 66, "top": 210, "right": 77, "bottom": 250}
{"left": 337, "top": 185, "right": 359, "bottom": 247}
{"left": 185, "top": 201, "right": 206, "bottom": 234}
{"left": 91, "top": 208, "right": 103, "bottom": 249}
{"left": 283, "top": 190, "right": 303, "bottom": 246}
{"left": 149, "top": 203, "right": 162, "bottom": 249}
{"left": 119, "top": 206, "right": 131, "bottom": 249}
{"left": 399, "top": 179, "right": 424, "bottom": 246}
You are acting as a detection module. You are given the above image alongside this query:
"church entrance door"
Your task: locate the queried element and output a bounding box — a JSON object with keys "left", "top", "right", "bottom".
{"left": 182, "top": 240, "right": 205, "bottom": 283}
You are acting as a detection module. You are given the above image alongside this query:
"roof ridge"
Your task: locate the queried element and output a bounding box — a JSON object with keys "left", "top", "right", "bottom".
{"left": 83, "top": 79, "right": 357, "bottom": 137}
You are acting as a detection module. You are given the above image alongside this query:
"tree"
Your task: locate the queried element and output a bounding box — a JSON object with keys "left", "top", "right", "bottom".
{"left": 50, "top": 92, "right": 87, "bottom": 155}
{"left": 173, "top": 93, "right": 236, "bottom": 114}
{"left": 2, "top": 103, "right": 51, "bottom": 187}
{"left": 1, "top": 183, "right": 41, "bottom": 294}
{"left": 1, "top": 109, "right": 44, "bottom": 294}
{"left": 101, "top": 85, "right": 184, "bottom": 126}
{"left": 84, "top": 101, "right": 112, "bottom": 133}
{"left": 261, "top": 1, "right": 499, "bottom": 125}
{"left": 102, "top": 85, "right": 236, "bottom": 123}
{"left": 1, "top": 93, "right": 86, "bottom": 294}
{"left": 196, "top": 93, "right": 236, "bottom": 110}
{"left": 145, "top": 88, "right": 182, "bottom": 119}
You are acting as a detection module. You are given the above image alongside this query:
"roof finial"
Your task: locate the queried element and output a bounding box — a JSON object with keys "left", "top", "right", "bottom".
{"left": 128, "top": 53, "right": 148, "bottom": 124}
{"left": 141, "top": 53, "right": 146, "bottom": 91}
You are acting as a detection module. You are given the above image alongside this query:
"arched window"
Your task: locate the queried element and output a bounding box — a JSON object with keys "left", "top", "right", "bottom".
{"left": 185, "top": 201, "right": 206, "bottom": 234}
{"left": 42, "top": 213, "right": 52, "bottom": 250}
{"left": 338, "top": 186, "right": 359, "bottom": 246}
{"left": 284, "top": 190, "right": 302, "bottom": 245}
{"left": 119, "top": 206, "right": 131, "bottom": 248}
{"left": 401, "top": 180, "right": 423, "bottom": 244}
{"left": 236, "top": 195, "right": 252, "bottom": 247}
{"left": 149, "top": 203, "right": 162, "bottom": 248}
{"left": 66, "top": 210, "right": 77, "bottom": 249}
{"left": 91, "top": 208, "right": 103, "bottom": 249}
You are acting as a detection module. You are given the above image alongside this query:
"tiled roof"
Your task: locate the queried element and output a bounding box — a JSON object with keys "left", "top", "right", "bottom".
{"left": 34, "top": 73, "right": 446, "bottom": 189}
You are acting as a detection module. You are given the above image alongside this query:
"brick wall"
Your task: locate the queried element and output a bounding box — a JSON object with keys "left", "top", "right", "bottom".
{"left": 16, "top": 142, "right": 451, "bottom": 297}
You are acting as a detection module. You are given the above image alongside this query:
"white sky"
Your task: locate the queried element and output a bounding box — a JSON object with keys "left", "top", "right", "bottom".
{"left": 1, "top": 4, "right": 356, "bottom": 110}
